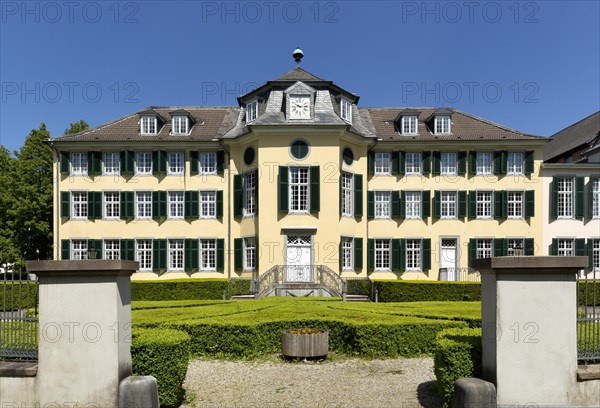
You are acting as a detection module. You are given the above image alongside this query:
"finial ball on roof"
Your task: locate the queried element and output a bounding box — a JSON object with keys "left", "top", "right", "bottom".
{"left": 293, "top": 47, "right": 304, "bottom": 64}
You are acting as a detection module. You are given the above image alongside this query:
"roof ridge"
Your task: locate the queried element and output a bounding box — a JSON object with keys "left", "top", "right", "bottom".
{"left": 451, "top": 108, "right": 543, "bottom": 138}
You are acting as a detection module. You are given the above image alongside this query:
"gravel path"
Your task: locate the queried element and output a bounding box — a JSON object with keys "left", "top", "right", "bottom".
{"left": 180, "top": 356, "right": 442, "bottom": 408}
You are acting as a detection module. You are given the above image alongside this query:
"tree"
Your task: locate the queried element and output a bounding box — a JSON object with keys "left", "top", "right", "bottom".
{"left": 64, "top": 120, "right": 89, "bottom": 135}
{"left": 0, "top": 146, "right": 22, "bottom": 270}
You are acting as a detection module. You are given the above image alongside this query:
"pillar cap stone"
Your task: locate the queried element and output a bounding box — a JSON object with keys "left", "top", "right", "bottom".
{"left": 472, "top": 256, "right": 588, "bottom": 273}
{"left": 27, "top": 260, "right": 138, "bottom": 276}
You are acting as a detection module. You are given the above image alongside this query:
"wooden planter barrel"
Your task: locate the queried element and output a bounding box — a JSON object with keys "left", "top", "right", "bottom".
{"left": 281, "top": 329, "right": 328, "bottom": 359}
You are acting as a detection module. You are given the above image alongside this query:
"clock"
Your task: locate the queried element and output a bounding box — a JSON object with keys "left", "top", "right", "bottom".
{"left": 289, "top": 95, "right": 310, "bottom": 119}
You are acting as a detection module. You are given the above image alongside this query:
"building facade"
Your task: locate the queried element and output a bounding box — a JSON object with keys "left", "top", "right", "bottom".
{"left": 49, "top": 66, "right": 548, "bottom": 281}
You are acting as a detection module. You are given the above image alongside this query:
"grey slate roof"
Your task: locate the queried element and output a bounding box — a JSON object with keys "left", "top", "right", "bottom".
{"left": 274, "top": 66, "right": 323, "bottom": 82}
{"left": 543, "top": 111, "right": 600, "bottom": 161}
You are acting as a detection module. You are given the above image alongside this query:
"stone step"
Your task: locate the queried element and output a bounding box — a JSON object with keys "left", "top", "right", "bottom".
{"left": 345, "top": 295, "right": 370, "bottom": 302}
{"left": 230, "top": 295, "right": 256, "bottom": 300}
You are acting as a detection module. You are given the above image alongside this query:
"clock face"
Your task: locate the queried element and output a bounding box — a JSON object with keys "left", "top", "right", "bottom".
{"left": 290, "top": 96, "right": 310, "bottom": 119}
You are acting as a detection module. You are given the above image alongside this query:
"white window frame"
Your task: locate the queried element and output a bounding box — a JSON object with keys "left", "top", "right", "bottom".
{"left": 405, "top": 152, "right": 421, "bottom": 175}
{"left": 558, "top": 239, "right": 574, "bottom": 257}
{"left": 340, "top": 98, "right": 352, "bottom": 123}
{"left": 71, "top": 240, "right": 88, "bottom": 260}
{"left": 507, "top": 239, "right": 525, "bottom": 256}
{"left": 435, "top": 115, "right": 451, "bottom": 134}
{"left": 289, "top": 167, "right": 310, "bottom": 213}
{"left": 593, "top": 239, "right": 599, "bottom": 271}
{"left": 103, "top": 152, "right": 120, "bottom": 175}
{"left": 168, "top": 239, "right": 184, "bottom": 271}
{"left": 476, "top": 191, "right": 493, "bottom": 219}
{"left": 70, "top": 152, "right": 88, "bottom": 176}
{"left": 244, "top": 237, "right": 256, "bottom": 271}
{"left": 136, "top": 240, "right": 153, "bottom": 271}
{"left": 200, "top": 191, "right": 216, "bottom": 219}
{"left": 405, "top": 191, "right": 421, "bottom": 219}
{"left": 199, "top": 152, "right": 217, "bottom": 175}
{"left": 341, "top": 237, "right": 353, "bottom": 271}
{"left": 375, "top": 239, "right": 391, "bottom": 271}
{"left": 592, "top": 178, "right": 599, "bottom": 219}
{"left": 141, "top": 116, "right": 157, "bottom": 135}
{"left": 401, "top": 116, "right": 418, "bottom": 135}
{"left": 341, "top": 172, "right": 353, "bottom": 217}
{"left": 167, "top": 152, "right": 184, "bottom": 175}
{"left": 476, "top": 152, "right": 493, "bottom": 175}
{"left": 103, "top": 192, "right": 120, "bottom": 219}
{"left": 507, "top": 191, "right": 524, "bottom": 219}
{"left": 374, "top": 152, "right": 391, "bottom": 175}
{"left": 243, "top": 172, "right": 257, "bottom": 216}
{"left": 246, "top": 100, "right": 258, "bottom": 123}
{"left": 441, "top": 191, "right": 457, "bottom": 219}
{"left": 171, "top": 116, "right": 189, "bottom": 135}
{"left": 71, "top": 191, "right": 88, "bottom": 219}
{"left": 135, "top": 152, "right": 152, "bottom": 175}
{"left": 104, "top": 240, "right": 120, "bottom": 260}
{"left": 405, "top": 239, "right": 421, "bottom": 271}
{"left": 476, "top": 239, "right": 492, "bottom": 259}
{"left": 168, "top": 191, "right": 184, "bottom": 219}
{"left": 557, "top": 177, "right": 574, "bottom": 219}
{"left": 135, "top": 191, "right": 152, "bottom": 219}
{"left": 375, "top": 191, "right": 391, "bottom": 219}
{"left": 507, "top": 152, "right": 524, "bottom": 175}
{"left": 200, "top": 239, "right": 217, "bottom": 271}
{"left": 441, "top": 152, "right": 457, "bottom": 175}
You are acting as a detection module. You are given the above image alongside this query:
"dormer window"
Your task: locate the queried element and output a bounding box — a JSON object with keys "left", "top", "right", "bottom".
{"left": 246, "top": 100, "right": 258, "bottom": 123}
{"left": 172, "top": 116, "right": 189, "bottom": 135}
{"left": 141, "top": 116, "right": 157, "bottom": 135}
{"left": 341, "top": 98, "right": 352, "bottom": 124}
{"left": 401, "top": 116, "right": 418, "bottom": 135}
{"left": 435, "top": 116, "right": 451, "bottom": 134}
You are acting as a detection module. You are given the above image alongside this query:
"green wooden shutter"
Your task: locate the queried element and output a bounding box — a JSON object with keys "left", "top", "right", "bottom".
{"left": 185, "top": 239, "right": 199, "bottom": 272}
{"left": 575, "top": 177, "right": 585, "bottom": 219}
{"left": 234, "top": 238, "right": 243, "bottom": 271}
{"left": 392, "top": 239, "right": 401, "bottom": 271}
{"left": 153, "top": 239, "right": 167, "bottom": 271}
{"left": 216, "top": 190, "right": 223, "bottom": 218}
{"left": 468, "top": 191, "right": 477, "bottom": 218}
{"left": 339, "top": 175, "right": 343, "bottom": 216}
{"left": 575, "top": 238, "right": 586, "bottom": 256}
{"left": 551, "top": 177, "right": 558, "bottom": 220}
{"left": 422, "top": 239, "right": 431, "bottom": 270}
{"left": 501, "top": 151, "right": 508, "bottom": 175}
{"left": 190, "top": 151, "right": 199, "bottom": 175}
{"left": 525, "top": 238, "right": 534, "bottom": 256}
{"left": 493, "top": 151, "right": 502, "bottom": 175}
{"left": 433, "top": 191, "right": 441, "bottom": 219}
{"left": 119, "top": 151, "right": 134, "bottom": 175}
{"left": 354, "top": 174, "right": 363, "bottom": 217}
{"left": 525, "top": 190, "right": 535, "bottom": 219}
{"left": 88, "top": 192, "right": 102, "bottom": 220}
{"left": 354, "top": 237, "right": 363, "bottom": 270}
{"left": 152, "top": 191, "right": 167, "bottom": 220}
{"left": 421, "top": 191, "right": 430, "bottom": 219}
{"left": 457, "top": 151, "right": 467, "bottom": 175}
{"left": 120, "top": 239, "right": 134, "bottom": 261}
{"left": 367, "top": 239, "right": 374, "bottom": 271}
{"left": 399, "top": 239, "right": 406, "bottom": 272}
{"left": 367, "top": 191, "right": 375, "bottom": 219}
{"left": 278, "top": 166, "right": 288, "bottom": 213}
{"left": 120, "top": 192, "right": 134, "bottom": 220}
{"left": 368, "top": 151, "right": 375, "bottom": 175}
{"left": 60, "top": 152, "right": 70, "bottom": 174}
{"left": 551, "top": 238, "right": 558, "bottom": 256}
{"left": 587, "top": 239, "right": 595, "bottom": 269}
{"left": 61, "top": 239, "right": 70, "bottom": 260}
{"left": 61, "top": 191, "right": 70, "bottom": 218}
{"left": 458, "top": 191, "right": 467, "bottom": 218}
{"left": 468, "top": 152, "right": 477, "bottom": 176}
{"left": 494, "top": 238, "right": 506, "bottom": 257}
{"left": 391, "top": 151, "right": 399, "bottom": 175}
{"left": 400, "top": 191, "right": 406, "bottom": 219}
{"left": 89, "top": 151, "right": 102, "bottom": 176}
{"left": 392, "top": 191, "right": 401, "bottom": 219}
{"left": 588, "top": 179, "right": 595, "bottom": 219}
{"left": 524, "top": 151, "right": 534, "bottom": 174}
{"left": 422, "top": 151, "right": 431, "bottom": 175}
{"left": 233, "top": 175, "right": 243, "bottom": 218}
{"left": 216, "top": 151, "right": 225, "bottom": 175}
{"left": 468, "top": 239, "right": 477, "bottom": 267}
{"left": 216, "top": 239, "right": 225, "bottom": 271}
{"left": 153, "top": 151, "right": 166, "bottom": 174}
{"left": 432, "top": 151, "right": 441, "bottom": 175}
{"left": 494, "top": 191, "right": 506, "bottom": 219}
{"left": 310, "top": 166, "right": 320, "bottom": 213}
{"left": 88, "top": 239, "right": 103, "bottom": 259}
{"left": 398, "top": 152, "right": 405, "bottom": 176}
{"left": 184, "top": 191, "right": 199, "bottom": 220}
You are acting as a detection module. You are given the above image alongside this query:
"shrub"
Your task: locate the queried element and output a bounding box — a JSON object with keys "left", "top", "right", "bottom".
{"left": 434, "top": 327, "right": 482, "bottom": 408}
{"left": 374, "top": 280, "right": 481, "bottom": 302}
{"left": 131, "top": 278, "right": 228, "bottom": 301}
{"left": 131, "top": 328, "right": 191, "bottom": 408}
{"left": 0, "top": 281, "right": 38, "bottom": 311}
{"left": 578, "top": 280, "right": 600, "bottom": 306}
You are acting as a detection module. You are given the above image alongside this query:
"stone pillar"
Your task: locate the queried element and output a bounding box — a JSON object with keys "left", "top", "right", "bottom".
{"left": 27, "top": 260, "right": 137, "bottom": 407}
{"left": 473, "top": 256, "right": 588, "bottom": 407}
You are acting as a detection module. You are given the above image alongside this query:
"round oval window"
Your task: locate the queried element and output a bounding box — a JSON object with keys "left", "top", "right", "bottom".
{"left": 342, "top": 147, "right": 354, "bottom": 165}
{"left": 290, "top": 139, "right": 309, "bottom": 160}
{"left": 244, "top": 146, "right": 255, "bottom": 165}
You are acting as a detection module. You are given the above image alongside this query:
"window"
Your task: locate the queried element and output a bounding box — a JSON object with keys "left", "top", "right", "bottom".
{"left": 476, "top": 191, "right": 493, "bottom": 219}
{"left": 104, "top": 240, "right": 120, "bottom": 260}
{"left": 341, "top": 99, "right": 352, "bottom": 123}
{"left": 406, "top": 240, "right": 421, "bottom": 270}
{"left": 104, "top": 192, "right": 120, "bottom": 219}
{"left": 289, "top": 167, "right": 309, "bottom": 212}
{"left": 341, "top": 173, "right": 353, "bottom": 216}
{"left": 135, "top": 152, "right": 152, "bottom": 175}
{"left": 168, "top": 191, "right": 184, "bottom": 219}
{"left": 290, "top": 139, "right": 310, "bottom": 160}
{"left": 246, "top": 100, "right": 258, "bottom": 122}
{"left": 375, "top": 191, "right": 391, "bottom": 219}
{"left": 405, "top": 192, "right": 421, "bottom": 219}
{"left": 507, "top": 239, "right": 525, "bottom": 256}
{"left": 199, "top": 152, "right": 217, "bottom": 174}
{"left": 441, "top": 191, "right": 457, "bottom": 218}
{"left": 441, "top": 152, "right": 457, "bottom": 175}
{"left": 476, "top": 239, "right": 492, "bottom": 259}
{"left": 507, "top": 152, "right": 524, "bottom": 175}
{"left": 136, "top": 240, "right": 152, "bottom": 271}
{"left": 244, "top": 238, "right": 256, "bottom": 271}
{"left": 405, "top": 153, "right": 421, "bottom": 175}
{"left": 401, "top": 116, "right": 418, "bottom": 135}
{"left": 71, "top": 153, "right": 87, "bottom": 175}
{"left": 476, "top": 152, "right": 493, "bottom": 175}
{"left": 135, "top": 192, "right": 152, "bottom": 219}
{"left": 341, "top": 238, "right": 353, "bottom": 271}
{"left": 168, "top": 239, "right": 184, "bottom": 271}
{"left": 71, "top": 240, "right": 88, "bottom": 260}
{"left": 375, "top": 153, "right": 391, "bottom": 175}
{"left": 375, "top": 239, "right": 391, "bottom": 270}
{"left": 507, "top": 192, "right": 524, "bottom": 219}
{"left": 558, "top": 239, "right": 574, "bottom": 257}
{"left": 141, "top": 116, "right": 157, "bottom": 134}
{"left": 71, "top": 192, "right": 88, "bottom": 219}
{"left": 593, "top": 178, "right": 600, "bottom": 218}
{"left": 167, "top": 152, "right": 184, "bottom": 175}
{"left": 200, "top": 240, "right": 216, "bottom": 270}
{"left": 593, "top": 240, "right": 599, "bottom": 271}
{"left": 103, "top": 152, "right": 120, "bottom": 175}
{"left": 200, "top": 191, "right": 216, "bottom": 218}
{"left": 557, "top": 177, "right": 573, "bottom": 218}
{"left": 243, "top": 172, "right": 257, "bottom": 216}
{"left": 172, "top": 116, "right": 188, "bottom": 134}
{"left": 435, "top": 116, "right": 451, "bottom": 134}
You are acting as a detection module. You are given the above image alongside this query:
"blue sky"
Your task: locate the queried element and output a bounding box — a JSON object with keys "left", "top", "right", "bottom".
{"left": 1, "top": 0, "right": 599, "bottom": 153}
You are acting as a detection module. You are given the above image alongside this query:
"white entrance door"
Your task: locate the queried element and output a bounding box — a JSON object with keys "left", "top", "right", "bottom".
{"left": 285, "top": 235, "right": 312, "bottom": 282}
{"left": 441, "top": 239, "right": 457, "bottom": 281}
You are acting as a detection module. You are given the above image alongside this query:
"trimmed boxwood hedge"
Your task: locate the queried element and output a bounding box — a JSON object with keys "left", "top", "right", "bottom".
{"left": 374, "top": 280, "right": 481, "bottom": 302}
{"left": 0, "top": 281, "right": 38, "bottom": 311}
{"left": 131, "top": 278, "right": 228, "bottom": 301}
{"left": 433, "top": 327, "right": 482, "bottom": 408}
{"left": 131, "top": 328, "right": 191, "bottom": 408}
